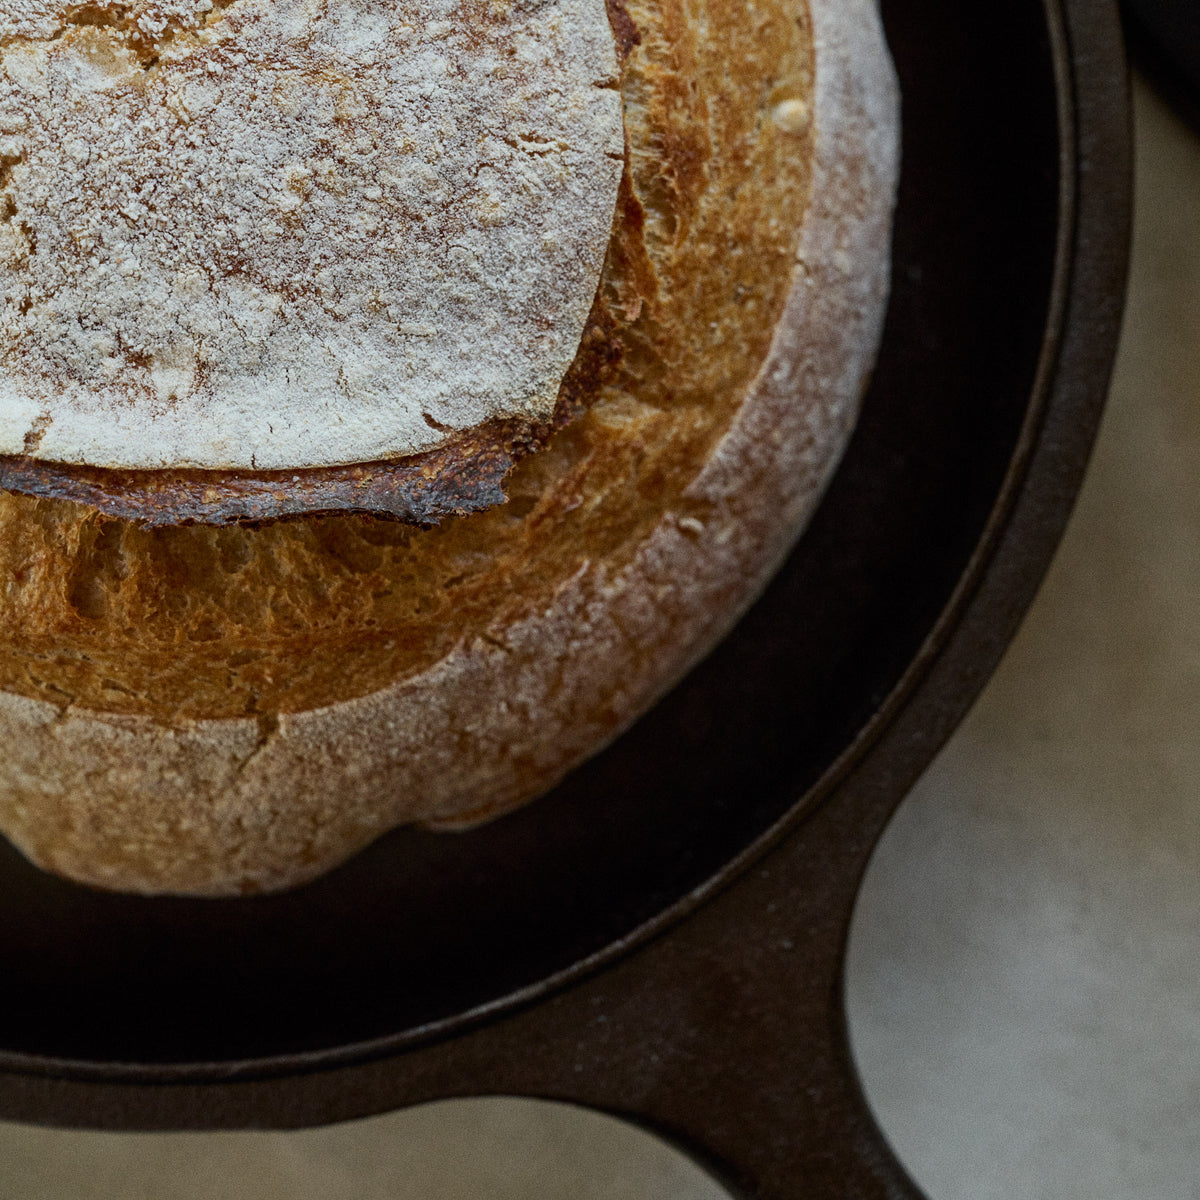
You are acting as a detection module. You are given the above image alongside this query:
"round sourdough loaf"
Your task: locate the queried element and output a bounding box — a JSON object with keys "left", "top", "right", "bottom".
{"left": 0, "top": 0, "right": 899, "bottom": 894}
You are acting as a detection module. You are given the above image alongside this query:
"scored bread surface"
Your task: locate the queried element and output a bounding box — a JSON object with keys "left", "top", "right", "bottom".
{"left": 0, "top": 0, "right": 623, "bottom": 469}
{"left": 0, "top": 0, "right": 900, "bottom": 894}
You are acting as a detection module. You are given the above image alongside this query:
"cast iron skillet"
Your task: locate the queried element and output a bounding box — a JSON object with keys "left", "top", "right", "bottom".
{"left": 0, "top": 0, "right": 1130, "bottom": 1195}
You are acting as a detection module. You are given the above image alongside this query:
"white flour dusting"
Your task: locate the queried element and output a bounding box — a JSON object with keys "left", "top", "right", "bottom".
{"left": 0, "top": 0, "right": 623, "bottom": 469}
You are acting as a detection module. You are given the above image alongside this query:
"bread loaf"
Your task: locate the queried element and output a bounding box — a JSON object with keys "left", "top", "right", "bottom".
{"left": 0, "top": 0, "right": 899, "bottom": 894}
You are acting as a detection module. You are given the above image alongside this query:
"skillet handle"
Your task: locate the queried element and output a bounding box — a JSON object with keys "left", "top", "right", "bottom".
{"left": 198, "top": 753, "right": 923, "bottom": 1198}
{"left": 459, "top": 765, "right": 928, "bottom": 1200}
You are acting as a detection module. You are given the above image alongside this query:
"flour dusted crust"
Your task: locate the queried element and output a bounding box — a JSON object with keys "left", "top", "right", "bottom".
{"left": 0, "top": 0, "right": 899, "bottom": 894}
{"left": 0, "top": 0, "right": 623, "bottom": 469}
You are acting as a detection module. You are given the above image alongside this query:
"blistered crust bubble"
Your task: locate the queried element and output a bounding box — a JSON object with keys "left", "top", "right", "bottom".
{"left": 0, "top": 0, "right": 624, "bottom": 469}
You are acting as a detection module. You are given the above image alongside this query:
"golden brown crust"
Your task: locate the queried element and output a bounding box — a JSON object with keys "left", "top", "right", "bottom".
{"left": 0, "top": 0, "right": 900, "bottom": 893}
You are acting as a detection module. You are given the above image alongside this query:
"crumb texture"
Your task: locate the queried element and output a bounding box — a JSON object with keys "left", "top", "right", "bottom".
{"left": 0, "top": 0, "right": 623, "bottom": 468}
